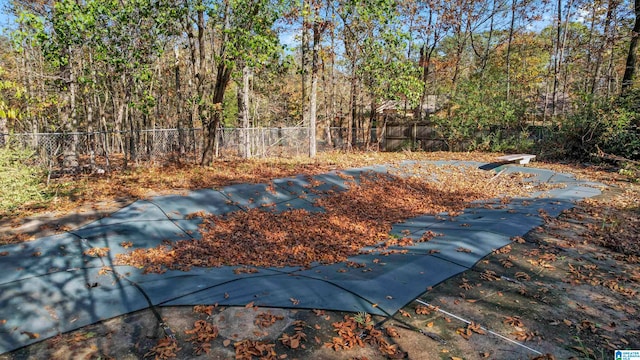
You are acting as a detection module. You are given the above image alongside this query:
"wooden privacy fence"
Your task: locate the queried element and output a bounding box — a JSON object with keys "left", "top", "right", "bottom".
{"left": 379, "top": 122, "right": 543, "bottom": 151}
{"left": 380, "top": 123, "right": 447, "bottom": 151}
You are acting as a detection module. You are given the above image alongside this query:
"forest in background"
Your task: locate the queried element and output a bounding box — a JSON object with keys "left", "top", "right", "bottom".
{"left": 0, "top": 0, "right": 639, "bottom": 166}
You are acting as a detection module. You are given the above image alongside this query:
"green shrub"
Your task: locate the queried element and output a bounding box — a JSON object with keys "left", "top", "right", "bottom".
{"left": 433, "top": 77, "right": 530, "bottom": 152}
{"left": 537, "top": 91, "right": 640, "bottom": 161}
{"left": 601, "top": 125, "right": 640, "bottom": 160}
{"left": 600, "top": 92, "right": 640, "bottom": 160}
{"left": 0, "top": 143, "right": 46, "bottom": 214}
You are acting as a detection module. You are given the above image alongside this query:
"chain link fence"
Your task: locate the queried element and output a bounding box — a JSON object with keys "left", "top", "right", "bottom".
{"left": 217, "top": 127, "right": 311, "bottom": 157}
{"left": 1, "top": 127, "right": 326, "bottom": 168}
{"left": 1, "top": 129, "right": 201, "bottom": 165}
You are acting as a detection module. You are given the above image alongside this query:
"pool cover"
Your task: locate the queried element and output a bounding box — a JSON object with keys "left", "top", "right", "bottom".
{"left": 0, "top": 161, "right": 603, "bottom": 354}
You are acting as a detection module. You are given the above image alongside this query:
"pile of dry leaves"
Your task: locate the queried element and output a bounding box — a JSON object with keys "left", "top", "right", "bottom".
{"left": 580, "top": 187, "right": 640, "bottom": 257}
{"left": 116, "top": 165, "right": 559, "bottom": 273}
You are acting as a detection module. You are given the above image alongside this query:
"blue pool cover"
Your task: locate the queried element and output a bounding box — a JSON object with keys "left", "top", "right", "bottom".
{"left": 0, "top": 161, "right": 603, "bottom": 354}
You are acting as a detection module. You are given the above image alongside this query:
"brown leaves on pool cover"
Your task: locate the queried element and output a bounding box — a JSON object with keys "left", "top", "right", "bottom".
{"left": 116, "top": 167, "right": 549, "bottom": 273}
{"left": 83, "top": 247, "right": 109, "bottom": 258}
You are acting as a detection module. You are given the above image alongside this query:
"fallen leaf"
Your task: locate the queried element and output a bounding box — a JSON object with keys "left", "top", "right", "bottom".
{"left": 531, "top": 354, "right": 556, "bottom": 360}
{"left": 386, "top": 326, "right": 400, "bottom": 338}
{"left": 468, "top": 322, "right": 486, "bottom": 335}
{"left": 193, "top": 305, "right": 215, "bottom": 316}
{"left": 504, "top": 316, "right": 524, "bottom": 327}
{"left": 515, "top": 272, "right": 531, "bottom": 281}
{"left": 20, "top": 331, "right": 39, "bottom": 339}
{"left": 83, "top": 247, "right": 109, "bottom": 258}
{"left": 456, "top": 327, "right": 472, "bottom": 340}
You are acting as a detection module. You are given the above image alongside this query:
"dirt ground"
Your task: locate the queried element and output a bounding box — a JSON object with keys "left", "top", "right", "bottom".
{"left": 0, "top": 156, "right": 638, "bottom": 360}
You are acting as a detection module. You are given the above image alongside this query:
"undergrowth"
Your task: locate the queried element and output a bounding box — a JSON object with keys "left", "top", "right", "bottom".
{"left": 0, "top": 144, "right": 47, "bottom": 215}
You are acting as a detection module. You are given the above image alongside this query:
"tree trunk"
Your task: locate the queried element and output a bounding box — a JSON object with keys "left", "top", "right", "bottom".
{"left": 506, "top": 0, "right": 516, "bottom": 100}
{"left": 201, "top": 2, "right": 232, "bottom": 165}
{"left": 552, "top": 0, "right": 574, "bottom": 117}
{"left": 301, "top": 0, "right": 309, "bottom": 133}
{"left": 368, "top": 99, "right": 376, "bottom": 147}
{"left": 622, "top": 0, "right": 640, "bottom": 93}
{"left": 238, "top": 64, "right": 251, "bottom": 158}
{"left": 593, "top": 0, "right": 617, "bottom": 97}
{"left": 321, "top": 44, "right": 333, "bottom": 148}
{"left": 417, "top": 8, "right": 436, "bottom": 121}
{"left": 328, "top": 8, "right": 336, "bottom": 148}
{"left": 202, "top": 64, "right": 232, "bottom": 165}
{"left": 174, "top": 47, "right": 185, "bottom": 157}
{"left": 551, "top": 0, "right": 562, "bottom": 118}
{"left": 451, "top": 11, "right": 471, "bottom": 95}
{"left": 124, "top": 82, "right": 137, "bottom": 165}
{"left": 309, "top": 14, "right": 320, "bottom": 158}
{"left": 62, "top": 48, "right": 79, "bottom": 170}
{"left": 347, "top": 70, "right": 357, "bottom": 149}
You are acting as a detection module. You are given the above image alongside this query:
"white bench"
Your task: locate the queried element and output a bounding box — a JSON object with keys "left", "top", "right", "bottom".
{"left": 496, "top": 154, "right": 536, "bottom": 165}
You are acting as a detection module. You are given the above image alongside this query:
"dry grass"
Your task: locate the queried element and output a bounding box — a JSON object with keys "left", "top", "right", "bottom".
{"left": 2, "top": 151, "right": 500, "bottom": 219}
